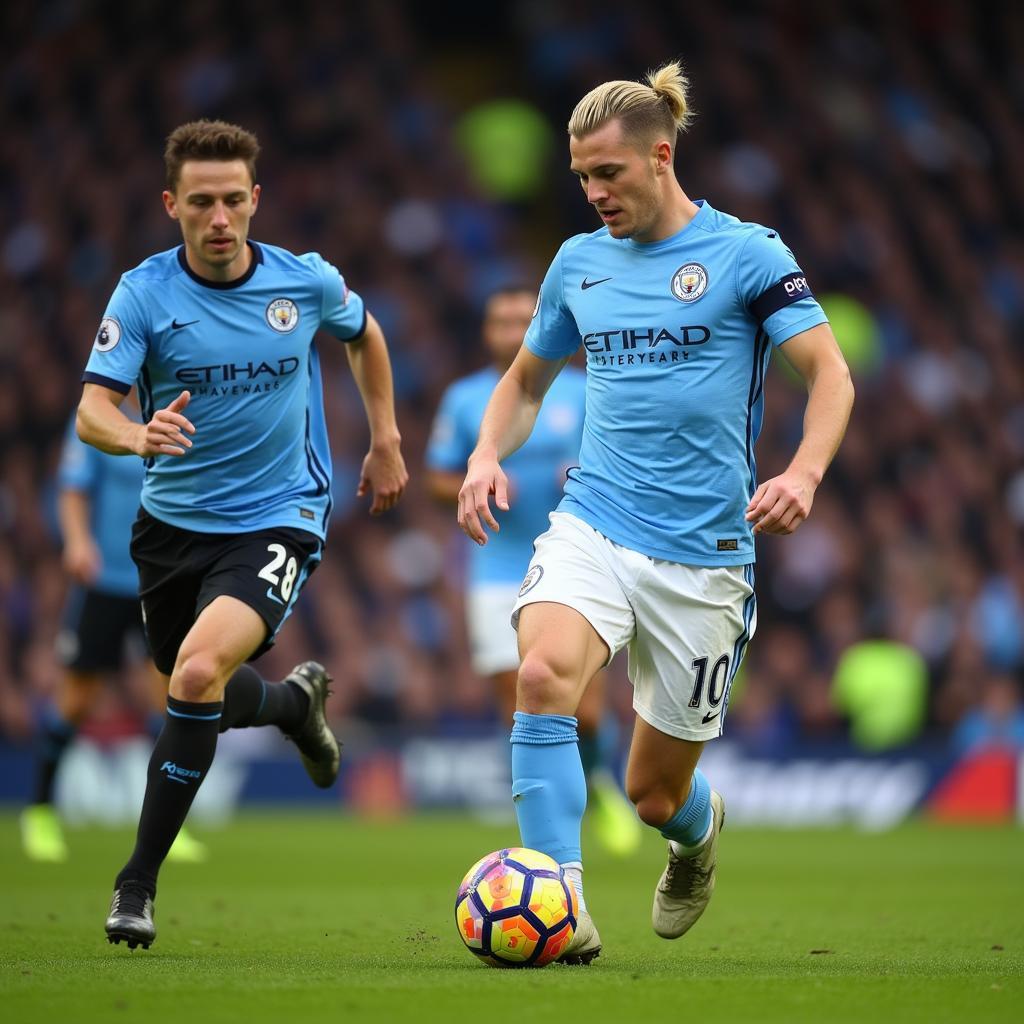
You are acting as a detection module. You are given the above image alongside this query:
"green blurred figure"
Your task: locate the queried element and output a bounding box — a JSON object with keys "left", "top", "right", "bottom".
{"left": 832, "top": 640, "right": 928, "bottom": 750}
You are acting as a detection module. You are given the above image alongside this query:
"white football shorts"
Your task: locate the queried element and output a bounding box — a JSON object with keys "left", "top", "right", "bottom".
{"left": 511, "top": 512, "right": 757, "bottom": 742}
{"left": 467, "top": 583, "right": 521, "bottom": 676}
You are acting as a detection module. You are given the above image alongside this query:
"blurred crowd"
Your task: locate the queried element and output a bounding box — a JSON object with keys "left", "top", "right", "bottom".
{"left": 1, "top": 0, "right": 1022, "bottom": 755}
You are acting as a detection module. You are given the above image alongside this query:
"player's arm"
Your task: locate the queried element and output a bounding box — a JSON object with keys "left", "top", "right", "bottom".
{"left": 426, "top": 470, "right": 463, "bottom": 505}
{"left": 77, "top": 383, "right": 195, "bottom": 457}
{"left": 745, "top": 322, "right": 854, "bottom": 535}
{"left": 57, "top": 488, "right": 100, "bottom": 585}
{"left": 344, "top": 312, "right": 408, "bottom": 515}
{"left": 459, "top": 346, "right": 570, "bottom": 544}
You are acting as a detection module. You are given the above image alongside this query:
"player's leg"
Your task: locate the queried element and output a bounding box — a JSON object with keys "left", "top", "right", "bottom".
{"left": 23, "top": 588, "right": 130, "bottom": 862}
{"left": 508, "top": 513, "right": 638, "bottom": 964}
{"left": 625, "top": 721, "right": 724, "bottom": 938}
{"left": 513, "top": 600, "right": 609, "bottom": 962}
{"left": 577, "top": 671, "right": 641, "bottom": 857}
{"left": 107, "top": 520, "right": 335, "bottom": 947}
{"left": 138, "top": 662, "right": 209, "bottom": 865}
{"left": 21, "top": 668, "right": 101, "bottom": 862}
{"left": 134, "top": 515, "right": 332, "bottom": 773}
{"left": 627, "top": 561, "right": 755, "bottom": 939}
{"left": 109, "top": 595, "right": 266, "bottom": 933}
{"left": 469, "top": 582, "right": 637, "bottom": 860}
{"left": 206, "top": 526, "right": 335, "bottom": 783}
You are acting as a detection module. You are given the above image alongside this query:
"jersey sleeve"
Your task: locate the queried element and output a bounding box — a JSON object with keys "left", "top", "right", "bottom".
{"left": 317, "top": 257, "right": 368, "bottom": 341}
{"left": 425, "top": 384, "right": 473, "bottom": 472}
{"left": 56, "top": 412, "right": 99, "bottom": 494}
{"left": 82, "top": 277, "right": 150, "bottom": 393}
{"left": 737, "top": 230, "right": 828, "bottom": 347}
{"left": 524, "top": 243, "right": 582, "bottom": 360}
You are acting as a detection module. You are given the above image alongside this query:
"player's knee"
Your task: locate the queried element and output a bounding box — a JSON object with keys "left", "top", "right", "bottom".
{"left": 516, "top": 652, "right": 576, "bottom": 714}
{"left": 171, "top": 650, "right": 225, "bottom": 703}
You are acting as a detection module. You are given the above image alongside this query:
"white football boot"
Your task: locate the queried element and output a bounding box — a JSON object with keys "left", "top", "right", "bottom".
{"left": 652, "top": 789, "right": 725, "bottom": 939}
{"left": 557, "top": 909, "right": 602, "bottom": 965}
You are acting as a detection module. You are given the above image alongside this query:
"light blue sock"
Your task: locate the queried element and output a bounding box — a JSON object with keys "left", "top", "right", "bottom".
{"left": 510, "top": 711, "right": 586, "bottom": 864}
{"left": 658, "top": 769, "right": 712, "bottom": 849}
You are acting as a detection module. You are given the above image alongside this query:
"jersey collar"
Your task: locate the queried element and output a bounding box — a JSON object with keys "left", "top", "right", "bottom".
{"left": 176, "top": 240, "right": 264, "bottom": 289}
{"left": 623, "top": 200, "right": 712, "bottom": 252}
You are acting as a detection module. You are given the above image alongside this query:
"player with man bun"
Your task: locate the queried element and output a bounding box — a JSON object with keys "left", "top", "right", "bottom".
{"left": 458, "top": 62, "right": 853, "bottom": 962}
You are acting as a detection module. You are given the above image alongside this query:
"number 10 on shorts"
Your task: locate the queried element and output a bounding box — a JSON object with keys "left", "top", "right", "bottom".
{"left": 688, "top": 654, "right": 730, "bottom": 710}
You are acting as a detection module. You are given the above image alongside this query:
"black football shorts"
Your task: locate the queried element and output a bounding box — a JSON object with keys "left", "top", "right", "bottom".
{"left": 130, "top": 508, "right": 322, "bottom": 675}
{"left": 56, "top": 587, "right": 147, "bottom": 673}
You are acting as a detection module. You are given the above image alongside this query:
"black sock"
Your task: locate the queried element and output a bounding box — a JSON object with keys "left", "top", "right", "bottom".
{"left": 115, "top": 696, "right": 222, "bottom": 896}
{"left": 578, "top": 729, "right": 600, "bottom": 784}
{"left": 31, "top": 710, "right": 77, "bottom": 805}
{"left": 219, "top": 664, "right": 308, "bottom": 734}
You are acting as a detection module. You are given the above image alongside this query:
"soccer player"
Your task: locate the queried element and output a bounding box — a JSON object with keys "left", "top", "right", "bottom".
{"left": 426, "top": 286, "right": 640, "bottom": 856}
{"left": 458, "top": 63, "right": 854, "bottom": 963}
{"left": 78, "top": 120, "right": 408, "bottom": 949}
{"left": 21, "top": 406, "right": 205, "bottom": 864}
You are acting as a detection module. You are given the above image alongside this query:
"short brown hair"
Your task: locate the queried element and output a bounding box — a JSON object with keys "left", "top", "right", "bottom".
{"left": 164, "top": 119, "right": 260, "bottom": 191}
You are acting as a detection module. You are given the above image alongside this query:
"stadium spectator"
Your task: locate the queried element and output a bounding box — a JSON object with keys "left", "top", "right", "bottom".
{"left": 0, "top": 0, "right": 1021, "bottom": 771}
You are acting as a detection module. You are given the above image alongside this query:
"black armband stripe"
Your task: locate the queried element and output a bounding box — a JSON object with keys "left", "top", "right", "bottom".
{"left": 340, "top": 307, "right": 368, "bottom": 342}
{"left": 82, "top": 371, "right": 132, "bottom": 394}
{"left": 749, "top": 272, "right": 815, "bottom": 325}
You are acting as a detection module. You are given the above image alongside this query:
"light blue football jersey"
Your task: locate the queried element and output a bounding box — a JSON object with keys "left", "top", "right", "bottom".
{"left": 525, "top": 200, "right": 828, "bottom": 566}
{"left": 57, "top": 411, "right": 144, "bottom": 597}
{"left": 427, "top": 366, "right": 586, "bottom": 586}
{"left": 83, "top": 242, "right": 367, "bottom": 538}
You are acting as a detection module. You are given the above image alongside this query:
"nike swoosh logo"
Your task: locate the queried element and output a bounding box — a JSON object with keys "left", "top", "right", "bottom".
{"left": 702, "top": 710, "right": 720, "bottom": 724}
{"left": 581, "top": 277, "right": 612, "bottom": 290}
{"left": 171, "top": 318, "right": 200, "bottom": 330}
{"left": 265, "top": 587, "right": 286, "bottom": 607}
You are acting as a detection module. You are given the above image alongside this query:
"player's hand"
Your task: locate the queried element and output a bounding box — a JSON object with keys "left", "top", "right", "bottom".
{"left": 137, "top": 390, "right": 195, "bottom": 457}
{"left": 458, "top": 453, "right": 509, "bottom": 546}
{"left": 357, "top": 437, "right": 408, "bottom": 515}
{"left": 63, "top": 537, "right": 101, "bottom": 585}
{"left": 745, "top": 467, "right": 817, "bottom": 535}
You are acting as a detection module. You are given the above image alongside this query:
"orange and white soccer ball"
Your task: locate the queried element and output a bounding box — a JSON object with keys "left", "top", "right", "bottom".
{"left": 454, "top": 847, "right": 578, "bottom": 967}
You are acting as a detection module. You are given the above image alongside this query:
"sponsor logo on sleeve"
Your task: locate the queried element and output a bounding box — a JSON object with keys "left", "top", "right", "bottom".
{"left": 783, "top": 274, "right": 809, "bottom": 298}
{"left": 749, "top": 272, "right": 815, "bottom": 324}
{"left": 94, "top": 317, "right": 122, "bottom": 352}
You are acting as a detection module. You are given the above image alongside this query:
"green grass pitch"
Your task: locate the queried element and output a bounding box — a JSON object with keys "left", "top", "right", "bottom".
{"left": 1, "top": 811, "right": 1021, "bottom": 1023}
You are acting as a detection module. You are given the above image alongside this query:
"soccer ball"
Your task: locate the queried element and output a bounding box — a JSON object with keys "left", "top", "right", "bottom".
{"left": 454, "top": 847, "right": 578, "bottom": 967}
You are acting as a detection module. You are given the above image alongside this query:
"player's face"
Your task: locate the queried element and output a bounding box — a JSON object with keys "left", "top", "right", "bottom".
{"left": 483, "top": 291, "right": 536, "bottom": 368}
{"left": 163, "top": 160, "right": 260, "bottom": 280}
{"left": 569, "top": 120, "right": 666, "bottom": 241}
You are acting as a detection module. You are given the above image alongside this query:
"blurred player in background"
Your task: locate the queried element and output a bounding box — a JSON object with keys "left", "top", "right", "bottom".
{"left": 20, "top": 404, "right": 205, "bottom": 865}
{"left": 426, "top": 287, "right": 641, "bottom": 857}
{"left": 459, "top": 63, "right": 854, "bottom": 963}
{"left": 77, "top": 119, "right": 407, "bottom": 949}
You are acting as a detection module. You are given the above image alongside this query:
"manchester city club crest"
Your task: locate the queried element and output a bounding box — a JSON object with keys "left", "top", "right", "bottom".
{"left": 670, "top": 263, "right": 709, "bottom": 303}
{"left": 266, "top": 297, "right": 300, "bottom": 333}
{"left": 519, "top": 564, "right": 544, "bottom": 597}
